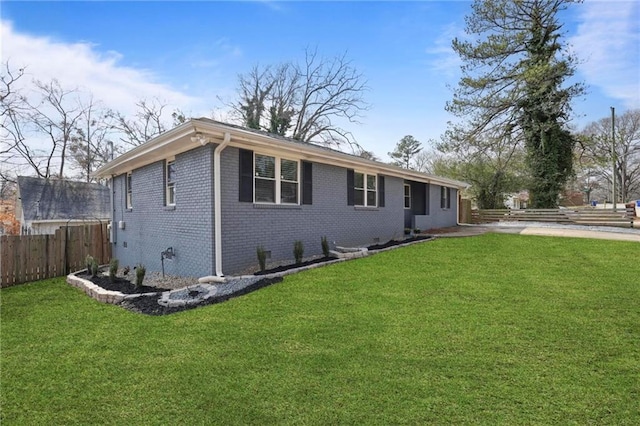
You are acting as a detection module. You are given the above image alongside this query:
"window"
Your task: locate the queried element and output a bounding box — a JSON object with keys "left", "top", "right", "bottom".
{"left": 166, "top": 159, "right": 176, "bottom": 206}
{"left": 254, "top": 154, "right": 275, "bottom": 203}
{"left": 440, "top": 186, "right": 451, "bottom": 209}
{"left": 254, "top": 153, "right": 299, "bottom": 204}
{"left": 280, "top": 159, "right": 299, "bottom": 204}
{"left": 354, "top": 171, "right": 377, "bottom": 207}
{"left": 404, "top": 184, "right": 411, "bottom": 209}
{"left": 125, "top": 172, "right": 132, "bottom": 209}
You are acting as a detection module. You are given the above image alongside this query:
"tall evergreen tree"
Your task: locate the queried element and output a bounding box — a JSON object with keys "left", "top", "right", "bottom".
{"left": 446, "top": 0, "right": 584, "bottom": 207}
{"left": 388, "top": 135, "right": 422, "bottom": 169}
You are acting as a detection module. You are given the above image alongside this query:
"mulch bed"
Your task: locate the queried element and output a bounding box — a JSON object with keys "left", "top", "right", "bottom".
{"left": 79, "top": 274, "right": 170, "bottom": 294}
{"left": 255, "top": 236, "right": 434, "bottom": 275}
{"left": 80, "top": 235, "right": 433, "bottom": 315}
{"left": 255, "top": 256, "right": 334, "bottom": 275}
{"left": 367, "top": 235, "right": 433, "bottom": 250}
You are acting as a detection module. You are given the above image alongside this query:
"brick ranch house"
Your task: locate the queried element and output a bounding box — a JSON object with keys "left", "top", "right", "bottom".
{"left": 94, "top": 119, "right": 469, "bottom": 278}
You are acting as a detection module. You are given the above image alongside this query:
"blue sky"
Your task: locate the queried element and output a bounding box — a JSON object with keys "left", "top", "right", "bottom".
{"left": 2, "top": 1, "right": 639, "bottom": 162}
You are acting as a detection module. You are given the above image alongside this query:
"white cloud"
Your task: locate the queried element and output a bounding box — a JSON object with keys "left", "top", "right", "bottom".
{"left": 569, "top": 1, "right": 640, "bottom": 109}
{"left": 1, "top": 20, "right": 198, "bottom": 117}
{"left": 425, "top": 22, "right": 464, "bottom": 79}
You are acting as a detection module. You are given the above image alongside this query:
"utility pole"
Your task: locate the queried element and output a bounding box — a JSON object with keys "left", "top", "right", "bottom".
{"left": 611, "top": 107, "right": 616, "bottom": 212}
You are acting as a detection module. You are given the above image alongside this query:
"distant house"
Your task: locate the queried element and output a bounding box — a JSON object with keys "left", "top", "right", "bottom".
{"left": 94, "top": 119, "right": 469, "bottom": 277}
{"left": 16, "top": 176, "right": 111, "bottom": 235}
{"left": 0, "top": 198, "right": 19, "bottom": 235}
{"left": 505, "top": 191, "right": 529, "bottom": 209}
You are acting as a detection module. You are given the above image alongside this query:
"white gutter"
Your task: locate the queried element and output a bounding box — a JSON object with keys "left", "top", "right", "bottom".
{"left": 214, "top": 132, "right": 231, "bottom": 277}
{"left": 95, "top": 119, "right": 469, "bottom": 190}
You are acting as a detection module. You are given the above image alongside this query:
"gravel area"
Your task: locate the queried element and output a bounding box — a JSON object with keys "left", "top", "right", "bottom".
{"left": 120, "top": 276, "right": 282, "bottom": 315}
{"left": 139, "top": 271, "right": 200, "bottom": 290}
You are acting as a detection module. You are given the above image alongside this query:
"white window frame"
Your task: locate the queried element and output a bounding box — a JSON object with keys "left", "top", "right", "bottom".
{"left": 166, "top": 158, "right": 176, "bottom": 206}
{"left": 253, "top": 153, "right": 300, "bottom": 205}
{"left": 125, "top": 172, "right": 132, "bottom": 209}
{"left": 404, "top": 184, "right": 411, "bottom": 209}
{"left": 354, "top": 171, "right": 377, "bottom": 207}
{"left": 441, "top": 186, "right": 449, "bottom": 209}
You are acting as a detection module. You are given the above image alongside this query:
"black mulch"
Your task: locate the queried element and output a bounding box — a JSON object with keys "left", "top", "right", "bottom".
{"left": 80, "top": 235, "right": 433, "bottom": 316}
{"left": 254, "top": 236, "right": 434, "bottom": 275}
{"left": 120, "top": 277, "right": 283, "bottom": 316}
{"left": 367, "top": 235, "right": 433, "bottom": 250}
{"left": 80, "top": 274, "right": 170, "bottom": 294}
{"left": 255, "top": 256, "right": 334, "bottom": 275}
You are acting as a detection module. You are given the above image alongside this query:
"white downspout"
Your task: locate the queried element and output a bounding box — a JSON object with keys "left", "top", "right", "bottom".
{"left": 214, "top": 132, "right": 231, "bottom": 276}
{"left": 110, "top": 175, "right": 116, "bottom": 243}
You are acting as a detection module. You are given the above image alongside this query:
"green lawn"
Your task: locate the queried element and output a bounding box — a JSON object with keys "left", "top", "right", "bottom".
{"left": 1, "top": 233, "right": 639, "bottom": 425}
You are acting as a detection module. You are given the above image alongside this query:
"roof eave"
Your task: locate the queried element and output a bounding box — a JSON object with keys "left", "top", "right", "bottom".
{"left": 94, "top": 119, "right": 470, "bottom": 190}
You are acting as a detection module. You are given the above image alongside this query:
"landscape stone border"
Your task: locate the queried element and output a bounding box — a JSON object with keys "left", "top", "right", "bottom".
{"left": 66, "top": 272, "right": 164, "bottom": 305}
{"left": 66, "top": 236, "right": 437, "bottom": 306}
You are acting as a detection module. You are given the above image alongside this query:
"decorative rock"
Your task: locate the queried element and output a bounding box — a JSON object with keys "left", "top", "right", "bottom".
{"left": 329, "top": 248, "right": 369, "bottom": 259}
{"left": 158, "top": 284, "right": 218, "bottom": 307}
{"left": 198, "top": 275, "right": 226, "bottom": 284}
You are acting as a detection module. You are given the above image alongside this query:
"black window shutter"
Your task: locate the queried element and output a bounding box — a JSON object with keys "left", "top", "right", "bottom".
{"left": 239, "top": 149, "right": 254, "bottom": 202}
{"left": 378, "top": 175, "right": 385, "bottom": 207}
{"left": 347, "top": 169, "right": 355, "bottom": 206}
{"left": 447, "top": 187, "right": 452, "bottom": 209}
{"left": 302, "top": 161, "right": 313, "bottom": 205}
{"left": 440, "top": 186, "right": 445, "bottom": 208}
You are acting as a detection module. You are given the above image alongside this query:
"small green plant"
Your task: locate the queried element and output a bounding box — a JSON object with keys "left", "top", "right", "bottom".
{"left": 404, "top": 228, "right": 411, "bottom": 235}
{"left": 135, "top": 264, "right": 146, "bottom": 287}
{"left": 85, "top": 254, "right": 94, "bottom": 273}
{"left": 109, "top": 258, "right": 119, "bottom": 283}
{"left": 257, "top": 245, "right": 267, "bottom": 272}
{"left": 90, "top": 258, "right": 99, "bottom": 278}
{"left": 321, "top": 236, "right": 330, "bottom": 258}
{"left": 293, "top": 240, "right": 304, "bottom": 264}
{"left": 413, "top": 228, "right": 421, "bottom": 234}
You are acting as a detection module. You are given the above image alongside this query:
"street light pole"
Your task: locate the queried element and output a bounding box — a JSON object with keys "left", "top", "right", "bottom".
{"left": 611, "top": 107, "right": 616, "bottom": 212}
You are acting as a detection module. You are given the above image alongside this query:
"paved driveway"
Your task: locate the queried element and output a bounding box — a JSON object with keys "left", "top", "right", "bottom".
{"left": 431, "top": 223, "right": 640, "bottom": 243}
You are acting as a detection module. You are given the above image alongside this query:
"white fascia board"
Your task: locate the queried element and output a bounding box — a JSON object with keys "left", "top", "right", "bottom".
{"left": 93, "top": 122, "right": 199, "bottom": 178}
{"left": 194, "top": 121, "right": 470, "bottom": 189}
{"left": 94, "top": 119, "right": 470, "bottom": 190}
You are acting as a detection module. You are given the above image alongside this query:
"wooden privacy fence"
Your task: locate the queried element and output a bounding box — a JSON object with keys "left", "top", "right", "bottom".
{"left": 471, "top": 208, "right": 636, "bottom": 228}
{"left": 0, "top": 223, "right": 111, "bottom": 288}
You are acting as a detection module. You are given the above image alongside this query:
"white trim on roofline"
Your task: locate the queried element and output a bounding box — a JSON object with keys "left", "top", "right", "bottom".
{"left": 93, "top": 119, "right": 470, "bottom": 190}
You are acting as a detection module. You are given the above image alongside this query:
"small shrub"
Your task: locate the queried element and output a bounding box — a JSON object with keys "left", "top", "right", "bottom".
{"left": 85, "top": 254, "right": 94, "bottom": 273}
{"left": 293, "top": 240, "right": 304, "bottom": 264}
{"left": 321, "top": 236, "right": 330, "bottom": 257}
{"left": 135, "top": 264, "right": 146, "bottom": 287}
{"left": 404, "top": 228, "right": 411, "bottom": 235}
{"left": 90, "top": 258, "right": 99, "bottom": 278}
{"left": 257, "top": 245, "right": 267, "bottom": 272}
{"left": 109, "top": 258, "right": 119, "bottom": 283}
{"left": 413, "top": 228, "right": 421, "bottom": 234}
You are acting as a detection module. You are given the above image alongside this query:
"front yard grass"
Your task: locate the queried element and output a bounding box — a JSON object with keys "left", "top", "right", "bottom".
{"left": 1, "top": 233, "right": 639, "bottom": 424}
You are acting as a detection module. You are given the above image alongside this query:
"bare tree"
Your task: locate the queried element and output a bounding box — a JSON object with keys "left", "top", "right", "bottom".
{"left": 1, "top": 63, "right": 30, "bottom": 180}
{"left": 267, "top": 63, "right": 298, "bottom": 135}
{"left": 232, "top": 65, "right": 276, "bottom": 130}
{"left": 30, "top": 79, "right": 86, "bottom": 178}
{"left": 67, "top": 97, "right": 115, "bottom": 182}
{"left": 1, "top": 65, "right": 87, "bottom": 180}
{"left": 578, "top": 109, "right": 640, "bottom": 201}
{"left": 110, "top": 99, "right": 185, "bottom": 147}
{"left": 291, "top": 50, "right": 368, "bottom": 149}
{"left": 232, "top": 49, "right": 369, "bottom": 151}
